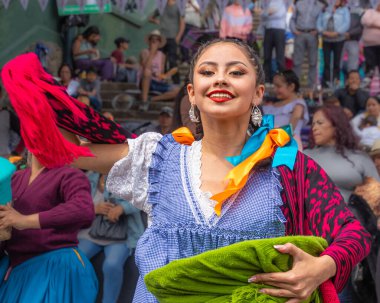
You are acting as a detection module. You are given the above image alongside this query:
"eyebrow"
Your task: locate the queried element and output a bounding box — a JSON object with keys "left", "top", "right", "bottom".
{"left": 198, "top": 61, "right": 248, "bottom": 68}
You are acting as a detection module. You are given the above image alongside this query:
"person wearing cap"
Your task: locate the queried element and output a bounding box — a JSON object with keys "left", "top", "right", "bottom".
{"left": 139, "top": 106, "right": 174, "bottom": 135}
{"left": 149, "top": 0, "right": 185, "bottom": 84}
{"left": 111, "top": 37, "right": 139, "bottom": 83}
{"left": 156, "top": 106, "right": 174, "bottom": 135}
{"left": 370, "top": 139, "right": 380, "bottom": 175}
{"left": 139, "top": 30, "right": 180, "bottom": 112}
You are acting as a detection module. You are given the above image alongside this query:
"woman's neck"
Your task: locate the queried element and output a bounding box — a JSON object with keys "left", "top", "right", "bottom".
{"left": 61, "top": 79, "right": 70, "bottom": 86}
{"left": 31, "top": 155, "right": 44, "bottom": 174}
{"left": 201, "top": 119, "right": 249, "bottom": 158}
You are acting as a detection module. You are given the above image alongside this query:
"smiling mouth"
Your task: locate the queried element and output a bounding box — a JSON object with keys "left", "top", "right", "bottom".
{"left": 207, "top": 90, "right": 235, "bottom": 103}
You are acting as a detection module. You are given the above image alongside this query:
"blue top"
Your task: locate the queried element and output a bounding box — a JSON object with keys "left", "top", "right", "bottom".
{"left": 0, "top": 157, "right": 16, "bottom": 205}
{"left": 261, "top": 0, "right": 287, "bottom": 30}
{"left": 131, "top": 135, "right": 286, "bottom": 303}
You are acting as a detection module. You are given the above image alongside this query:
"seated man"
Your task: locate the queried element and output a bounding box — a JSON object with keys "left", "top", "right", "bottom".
{"left": 334, "top": 70, "right": 369, "bottom": 118}
{"left": 139, "top": 30, "right": 180, "bottom": 112}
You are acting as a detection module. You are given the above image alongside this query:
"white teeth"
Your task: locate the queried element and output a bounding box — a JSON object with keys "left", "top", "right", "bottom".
{"left": 209, "top": 93, "right": 232, "bottom": 98}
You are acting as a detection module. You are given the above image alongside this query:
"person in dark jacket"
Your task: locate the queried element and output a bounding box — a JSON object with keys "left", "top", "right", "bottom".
{"left": 334, "top": 70, "right": 369, "bottom": 118}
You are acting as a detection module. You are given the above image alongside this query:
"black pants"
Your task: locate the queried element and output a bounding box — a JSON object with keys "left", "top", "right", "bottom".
{"left": 263, "top": 28, "right": 285, "bottom": 83}
{"left": 322, "top": 40, "right": 345, "bottom": 88}
{"left": 364, "top": 45, "right": 380, "bottom": 74}
{"left": 163, "top": 38, "right": 180, "bottom": 84}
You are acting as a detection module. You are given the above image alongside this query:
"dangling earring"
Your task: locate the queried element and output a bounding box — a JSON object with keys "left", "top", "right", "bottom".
{"left": 189, "top": 104, "right": 200, "bottom": 123}
{"left": 251, "top": 106, "right": 262, "bottom": 127}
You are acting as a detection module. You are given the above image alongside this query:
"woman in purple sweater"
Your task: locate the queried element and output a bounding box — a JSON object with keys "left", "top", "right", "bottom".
{"left": 0, "top": 153, "right": 98, "bottom": 303}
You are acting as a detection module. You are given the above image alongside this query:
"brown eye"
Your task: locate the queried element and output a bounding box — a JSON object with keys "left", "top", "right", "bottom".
{"left": 199, "top": 70, "right": 214, "bottom": 76}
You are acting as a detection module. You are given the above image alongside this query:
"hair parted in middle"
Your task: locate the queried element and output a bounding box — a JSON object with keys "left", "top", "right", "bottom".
{"left": 187, "top": 39, "right": 266, "bottom": 137}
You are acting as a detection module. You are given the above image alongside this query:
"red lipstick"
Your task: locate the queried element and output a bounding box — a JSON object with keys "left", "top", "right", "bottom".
{"left": 206, "top": 90, "right": 235, "bottom": 103}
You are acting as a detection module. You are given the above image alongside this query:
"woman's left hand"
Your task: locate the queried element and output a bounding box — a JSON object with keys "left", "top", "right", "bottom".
{"left": 0, "top": 204, "right": 29, "bottom": 230}
{"left": 248, "top": 243, "right": 336, "bottom": 303}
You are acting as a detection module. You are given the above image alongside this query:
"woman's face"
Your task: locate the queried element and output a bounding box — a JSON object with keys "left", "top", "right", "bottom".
{"left": 273, "top": 75, "right": 294, "bottom": 100}
{"left": 59, "top": 65, "right": 72, "bottom": 82}
{"left": 312, "top": 110, "right": 336, "bottom": 146}
{"left": 89, "top": 34, "right": 100, "bottom": 44}
{"left": 187, "top": 43, "right": 264, "bottom": 123}
{"left": 366, "top": 98, "right": 380, "bottom": 117}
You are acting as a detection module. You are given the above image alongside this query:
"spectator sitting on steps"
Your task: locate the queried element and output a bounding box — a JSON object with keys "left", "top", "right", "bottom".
{"left": 334, "top": 70, "right": 369, "bottom": 119}
{"left": 111, "top": 37, "right": 139, "bottom": 84}
{"left": 78, "top": 68, "right": 102, "bottom": 112}
{"left": 138, "top": 30, "right": 180, "bottom": 112}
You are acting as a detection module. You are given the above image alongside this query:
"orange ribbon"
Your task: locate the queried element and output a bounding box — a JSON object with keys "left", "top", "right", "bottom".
{"left": 172, "top": 127, "right": 195, "bottom": 146}
{"left": 171, "top": 127, "right": 291, "bottom": 216}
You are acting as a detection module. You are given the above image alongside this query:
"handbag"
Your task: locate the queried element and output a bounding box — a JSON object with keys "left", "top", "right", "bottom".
{"left": 89, "top": 204, "right": 128, "bottom": 241}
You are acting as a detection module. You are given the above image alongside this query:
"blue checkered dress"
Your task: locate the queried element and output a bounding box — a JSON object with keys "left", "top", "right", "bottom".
{"left": 132, "top": 135, "right": 286, "bottom": 303}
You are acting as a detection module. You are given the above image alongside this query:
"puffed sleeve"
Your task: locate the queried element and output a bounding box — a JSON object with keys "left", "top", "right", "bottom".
{"left": 106, "top": 132, "right": 163, "bottom": 214}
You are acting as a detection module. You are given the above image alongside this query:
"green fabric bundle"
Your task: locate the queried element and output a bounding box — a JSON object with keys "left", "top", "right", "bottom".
{"left": 145, "top": 236, "right": 328, "bottom": 303}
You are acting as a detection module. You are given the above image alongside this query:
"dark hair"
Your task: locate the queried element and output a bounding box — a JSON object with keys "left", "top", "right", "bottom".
{"left": 87, "top": 67, "right": 98, "bottom": 75}
{"left": 274, "top": 70, "right": 300, "bottom": 93}
{"left": 309, "top": 105, "right": 359, "bottom": 157}
{"left": 362, "top": 115, "right": 378, "bottom": 127}
{"left": 57, "top": 63, "right": 73, "bottom": 78}
{"left": 114, "top": 37, "right": 128, "bottom": 48}
{"left": 82, "top": 26, "right": 100, "bottom": 39}
{"left": 366, "top": 96, "right": 380, "bottom": 106}
{"left": 347, "top": 69, "right": 360, "bottom": 78}
{"left": 188, "top": 38, "right": 264, "bottom": 86}
{"left": 188, "top": 38, "right": 265, "bottom": 137}
{"left": 172, "top": 83, "right": 189, "bottom": 130}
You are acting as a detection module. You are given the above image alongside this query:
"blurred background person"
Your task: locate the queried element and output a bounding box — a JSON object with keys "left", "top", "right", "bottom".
{"left": 111, "top": 37, "right": 138, "bottom": 84}
{"left": 138, "top": 30, "right": 180, "bottom": 112}
{"left": 259, "top": 0, "right": 287, "bottom": 84}
{"left": 219, "top": 0, "right": 253, "bottom": 41}
{"left": 370, "top": 139, "right": 380, "bottom": 175}
{"left": 334, "top": 70, "right": 369, "bottom": 118}
{"left": 290, "top": 0, "right": 325, "bottom": 89}
{"left": 263, "top": 70, "right": 309, "bottom": 148}
{"left": 341, "top": 2, "right": 363, "bottom": 75}
{"left": 77, "top": 67, "right": 102, "bottom": 111}
{"left": 57, "top": 63, "right": 80, "bottom": 97}
{"left": 304, "top": 105, "right": 379, "bottom": 203}
{"left": 149, "top": 0, "right": 185, "bottom": 84}
{"left": 361, "top": 3, "right": 380, "bottom": 75}
{"left": 78, "top": 173, "right": 144, "bottom": 303}
{"left": 317, "top": 0, "right": 350, "bottom": 88}
{"left": 351, "top": 96, "right": 380, "bottom": 140}
{"left": 72, "top": 26, "right": 114, "bottom": 81}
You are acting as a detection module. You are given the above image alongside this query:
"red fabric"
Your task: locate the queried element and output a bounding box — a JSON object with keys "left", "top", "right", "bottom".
{"left": 1, "top": 53, "right": 93, "bottom": 168}
{"left": 278, "top": 152, "right": 372, "bottom": 293}
{"left": 111, "top": 49, "right": 124, "bottom": 64}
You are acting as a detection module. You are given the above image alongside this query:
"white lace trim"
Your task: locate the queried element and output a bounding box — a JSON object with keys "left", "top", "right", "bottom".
{"left": 188, "top": 140, "right": 217, "bottom": 222}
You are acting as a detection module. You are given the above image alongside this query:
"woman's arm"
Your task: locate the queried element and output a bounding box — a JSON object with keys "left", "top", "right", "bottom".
{"left": 60, "top": 128, "right": 129, "bottom": 174}
{"left": 38, "top": 168, "right": 95, "bottom": 229}
{"left": 72, "top": 36, "right": 95, "bottom": 58}
{"left": 0, "top": 205, "right": 40, "bottom": 230}
{"left": 302, "top": 154, "right": 372, "bottom": 291}
{"left": 290, "top": 104, "right": 305, "bottom": 133}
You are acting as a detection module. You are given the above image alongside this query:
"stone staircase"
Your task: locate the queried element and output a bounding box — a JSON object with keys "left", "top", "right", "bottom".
{"left": 100, "top": 82, "right": 176, "bottom": 124}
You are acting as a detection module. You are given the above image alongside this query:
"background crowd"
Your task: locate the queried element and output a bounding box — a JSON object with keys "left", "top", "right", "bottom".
{"left": 1, "top": 0, "right": 380, "bottom": 302}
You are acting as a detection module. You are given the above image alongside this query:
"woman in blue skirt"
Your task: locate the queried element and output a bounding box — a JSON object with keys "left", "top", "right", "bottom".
{"left": 0, "top": 151, "right": 98, "bottom": 303}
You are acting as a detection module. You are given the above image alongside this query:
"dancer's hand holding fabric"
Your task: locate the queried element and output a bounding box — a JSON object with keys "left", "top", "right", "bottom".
{"left": 249, "top": 243, "right": 337, "bottom": 303}
{"left": 0, "top": 204, "right": 40, "bottom": 230}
